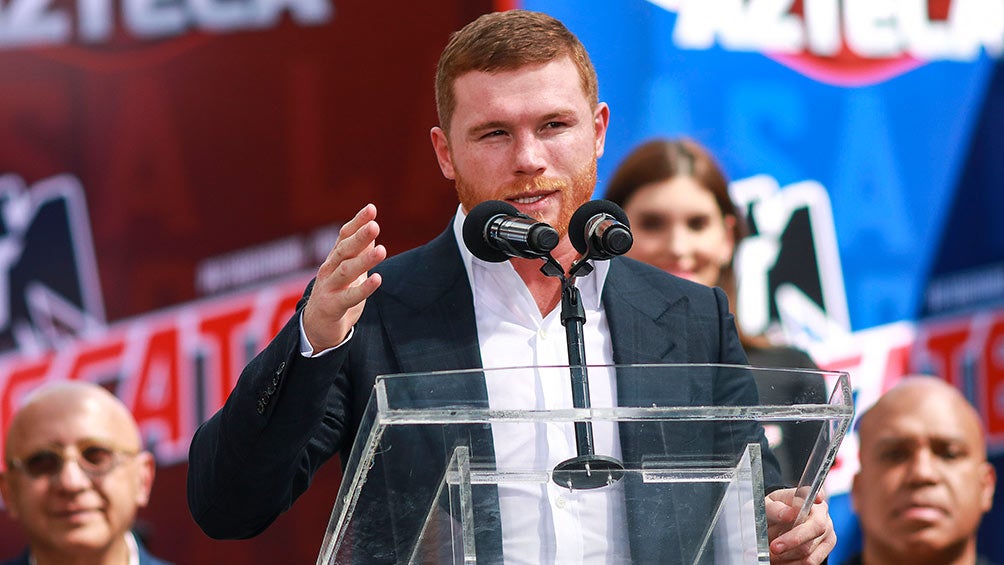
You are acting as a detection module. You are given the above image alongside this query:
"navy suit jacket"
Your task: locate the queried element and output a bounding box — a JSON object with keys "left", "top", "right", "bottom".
{"left": 188, "top": 224, "right": 778, "bottom": 562}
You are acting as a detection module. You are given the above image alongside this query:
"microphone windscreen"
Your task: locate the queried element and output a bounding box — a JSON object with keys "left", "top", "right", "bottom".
{"left": 462, "top": 200, "right": 520, "bottom": 263}
{"left": 568, "top": 199, "right": 630, "bottom": 254}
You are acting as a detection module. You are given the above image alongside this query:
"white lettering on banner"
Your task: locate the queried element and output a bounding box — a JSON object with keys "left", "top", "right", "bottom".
{"left": 804, "top": 0, "right": 841, "bottom": 55}
{"left": 0, "top": 0, "right": 333, "bottom": 48}
{"left": 195, "top": 225, "right": 341, "bottom": 295}
{"left": 844, "top": 0, "right": 900, "bottom": 58}
{"left": 0, "top": 0, "right": 69, "bottom": 47}
{"left": 196, "top": 237, "right": 309, "bottom": 295}
{"left": 926, "top": 263, "right": 1004, "bottom": 313}
{"left": 124, "top": 0, "right": 186, "bottom": 38}
{"left": 653, "top": 0, "right": 1004, "bottom": 61}
{"left": 79, "top": 0, "right": 113, "bottom": 41}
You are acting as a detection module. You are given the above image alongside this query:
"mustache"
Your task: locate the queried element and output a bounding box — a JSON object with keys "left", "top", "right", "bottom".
{"left": 499, "top": 175, "right": 568, "bottom": 195}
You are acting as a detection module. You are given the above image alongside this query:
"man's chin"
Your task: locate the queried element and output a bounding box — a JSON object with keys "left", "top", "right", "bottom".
{"left": 893, "top": 523, "right": 959, "bottom": 552}
{"left": 50, "top": 523, "right": 116, "bottom": 552}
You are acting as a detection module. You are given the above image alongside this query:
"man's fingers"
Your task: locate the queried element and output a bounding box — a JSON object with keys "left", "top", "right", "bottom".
{"left": 765, "top": 494, "right": 799, "bottom": 525}
{"left": 768, "top": 500, "right": 834, "bottom": 564}
{"left": 324, "top": 220, "right": 381, "bottom": 275}
{"left": 340, "top": 203, "right": 378, "bottom": 241}
{"left": 322, "top": 204, "right": 380, "bottom": 266}
{"left": 317, "top": 208, "right": 384, "bottom": 294}
{"left": 339, "top": 271, "right": 383, "bottom": 308}
{"left": 770, "top": 522, "right": 820, "bottom": 557}
{"left": 328, "top": 242, "right": 386, "bottom": 289}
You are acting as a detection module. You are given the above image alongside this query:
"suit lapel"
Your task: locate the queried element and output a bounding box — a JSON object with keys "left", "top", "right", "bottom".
{"left": 377, "top": 227, "right": 483, "bottom": 376}
{"left": 604, "top": 257, "right": 688, "bottom": 366}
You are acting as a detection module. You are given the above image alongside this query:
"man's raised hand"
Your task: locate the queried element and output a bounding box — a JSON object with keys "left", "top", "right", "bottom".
{"left": 303, "top": 204, "right": 387, "bottom": 351}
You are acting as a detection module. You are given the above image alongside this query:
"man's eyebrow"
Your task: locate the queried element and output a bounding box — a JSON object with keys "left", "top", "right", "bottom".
{"left": 467, "top": 120, "right": 511, "bottom": 134}
{"left": 873, "top": 433, "right": 967, "bottom": 447}
{"left": 872, "top": 436, "right": 914, "bottom": 447}
{"left": 539, "top": 109, "right": 578, "bottom": 122}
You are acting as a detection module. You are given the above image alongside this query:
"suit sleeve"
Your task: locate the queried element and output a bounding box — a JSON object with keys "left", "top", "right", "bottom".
{"left": 710, "top": 286, "right": 785, "bottom": 490}
{"left": 186, "top": 280, "right": 352, "bottom": 539}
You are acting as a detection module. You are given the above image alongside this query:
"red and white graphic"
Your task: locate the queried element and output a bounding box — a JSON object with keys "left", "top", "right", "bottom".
{"left": 0, "top": 174, "right": 105, "bottom": 355}
{"left": 730, "top": 175, "right": 850, "bottom": 347}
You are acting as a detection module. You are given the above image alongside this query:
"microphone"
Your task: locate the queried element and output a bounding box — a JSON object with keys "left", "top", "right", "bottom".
{"left": 569, "top": 200, "right": 633, "bottom": 260}
{"left": 463, "top": 200, "right": 560, "bottom": 263}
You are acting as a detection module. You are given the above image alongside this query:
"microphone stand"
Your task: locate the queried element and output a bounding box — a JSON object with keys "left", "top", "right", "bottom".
{"left": 540, "top": 256, "right": 625, "bottom": 490}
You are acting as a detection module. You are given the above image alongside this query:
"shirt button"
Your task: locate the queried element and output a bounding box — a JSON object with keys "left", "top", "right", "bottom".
{"left": 538, "top": 329, "right": 548, "bottom": 340}
{"left": 555, "top": 495, "right": 567, "bottom": 509}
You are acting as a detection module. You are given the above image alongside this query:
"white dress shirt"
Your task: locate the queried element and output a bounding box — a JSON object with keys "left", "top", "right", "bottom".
{"left": 453, "top": 208, "right": 631, "bottom": 564}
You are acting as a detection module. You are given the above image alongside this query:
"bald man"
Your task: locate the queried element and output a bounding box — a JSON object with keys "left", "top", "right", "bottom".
{"left": 0, "top": 381, "right": 170, "bottom": 565}
{"left": 847, "top": 376, "right": 997, "bottom": 565}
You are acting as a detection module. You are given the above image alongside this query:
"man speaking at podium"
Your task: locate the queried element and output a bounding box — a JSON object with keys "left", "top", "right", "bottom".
{"left": 187, "top": 10, "right": 835, "bottom": 564}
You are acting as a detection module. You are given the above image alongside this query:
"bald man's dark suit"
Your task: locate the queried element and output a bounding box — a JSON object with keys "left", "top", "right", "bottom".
{"left": 188, "top": 224, "right": 778, "bottom": 563}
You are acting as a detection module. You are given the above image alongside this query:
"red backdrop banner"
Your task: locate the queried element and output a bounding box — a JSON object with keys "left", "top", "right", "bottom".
{"left": 0, "top": 1, "right": 497, "bottom": 561}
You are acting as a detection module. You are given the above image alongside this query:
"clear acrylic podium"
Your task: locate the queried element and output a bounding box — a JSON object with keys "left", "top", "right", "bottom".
{"left": 316, "top": 364, "right": 852, "bottom": 564}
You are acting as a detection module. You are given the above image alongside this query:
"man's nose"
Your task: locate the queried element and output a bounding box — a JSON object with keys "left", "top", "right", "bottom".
{"left": 905, "top": 449, "right": 940, "bottom": 485}
{"left": 52, "top": 457, "right": 92, "bottom": 491}
{"left": 513, "top": 134, "right": 547, "bottom": 175}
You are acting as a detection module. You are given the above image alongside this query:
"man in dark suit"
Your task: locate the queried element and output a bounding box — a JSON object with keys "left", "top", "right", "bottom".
{"left": 0, "top": 381, "right": 171, "bottom": 565}
{"left": 187, "top": 9, "right": 835, "bottom": 564}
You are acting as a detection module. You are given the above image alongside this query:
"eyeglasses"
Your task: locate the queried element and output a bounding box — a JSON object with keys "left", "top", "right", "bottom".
{"left": 6, "top": 441, "right": 140, "bottom": 479}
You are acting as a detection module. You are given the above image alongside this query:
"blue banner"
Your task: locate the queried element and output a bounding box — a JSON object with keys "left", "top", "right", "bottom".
{"left": 523, "top": 1, "right": 1004, "bottom": 562}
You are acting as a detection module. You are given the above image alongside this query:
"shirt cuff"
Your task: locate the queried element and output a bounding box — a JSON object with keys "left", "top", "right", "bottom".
{"left": 299, "top": 313, "right": 354, "bottom": 357}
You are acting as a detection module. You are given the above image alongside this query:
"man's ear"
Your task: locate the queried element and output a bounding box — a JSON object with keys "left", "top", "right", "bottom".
{"left": 593, "top": 102, "right": 610, "bottom": 159}
{"left": 980, "top": 461, "right": 996, "bottom": 512}
{"left": 0, "top": 471, "right": 20, "bottom": 520}
{"left": 430, "top": 126, "right": 456, "bottom": 180}
{"left": 850, "top": 472, "right": 862, "bottom": 514}
{"left": 134, "top": 451, "right": 156, "bottom": 508}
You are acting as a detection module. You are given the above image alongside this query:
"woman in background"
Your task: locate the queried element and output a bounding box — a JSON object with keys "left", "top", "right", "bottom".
{"left": 605, "top": 137, "right": 825, "bottom": 486}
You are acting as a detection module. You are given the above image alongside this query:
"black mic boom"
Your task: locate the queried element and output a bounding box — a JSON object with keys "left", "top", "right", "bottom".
{"left": 463, "top": 200, "right": 560, "bottom": 263}
{"left": 569, "top": 200, "right": 633, "bottom": 259}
